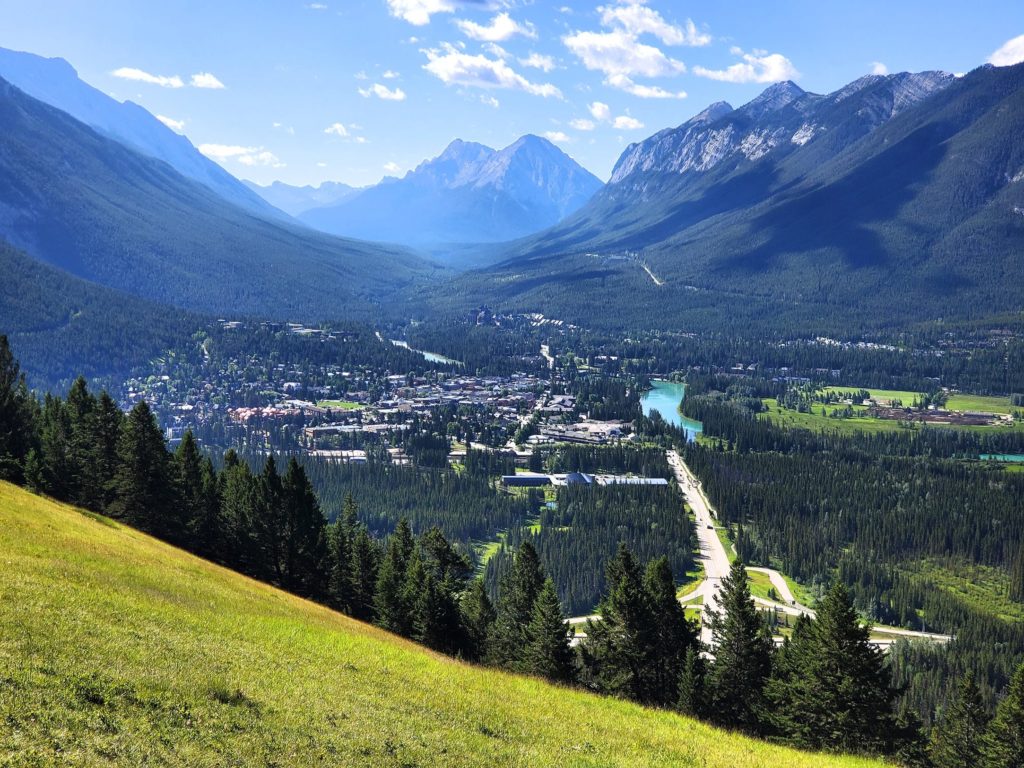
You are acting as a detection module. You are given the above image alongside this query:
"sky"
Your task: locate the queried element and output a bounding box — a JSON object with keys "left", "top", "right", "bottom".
{"left": 2, "top": 0, "right": 1023, "bottom": 187}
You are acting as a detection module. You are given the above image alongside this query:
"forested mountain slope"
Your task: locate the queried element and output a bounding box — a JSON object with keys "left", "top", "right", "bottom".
{"left": 0, "top": 76, "right": 439, "bottom": 320}
{"left": 0, "top": 46, "right": 285, "bottom": 220}
{"left": 0, "top": 482, "right": 883, "bottom": 767}
{"left": 0, "top": 239, "right": 197, "bottom": 387}
{"left": 454, "top": 64, "right": 1024, "bottom": 334}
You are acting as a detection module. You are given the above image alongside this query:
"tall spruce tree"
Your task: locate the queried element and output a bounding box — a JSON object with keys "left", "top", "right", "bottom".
{"left": 931, "top": 675, "right": 989, "bottom": 768}
{"left": 981, "top": 662, "right": 1024, "bottom": 768}
{"left": 107, "top": 401, "right": 175, "bottom": 537}
{"left": 88, "top": 391, "right": 123, "bottom": 512}
{"left": 348, "top": 526, "right": 380, "bottom": 622}
{"left": 706, "top": 560, "right": 773, "bottom": 734}
{"left": 766, "top": 582, "right": 900, "bottom": 753}
{"left": 488, "top": 541, "right": 545, "bottom": 669}
{"left": 460, "top": 578, "right": 496, "bottom": 661}
{"left": 0, "top": 334, "right": 37, "bottom": 483}
{"left": 523, "top": 578, "right": 575, "bottom": 683}
{"left": 174, "top": 431, "right": 205, "bottom": 547}
{"left": 64, "top": 376, "right": 95, "bottom": 507}
{"left": 581, "top": 544, "right": 658, "bottom": 703}
{"left": 375, "top": 518, "right": 416, "bottom": 634}
{"left": 677, "top": 645, "right": 707, "bottom": 718}
{"left": 281, "top": 458, "right": 327, "bottom": 596}
{"left": 644, "top": 555, "right": 697, "bottom": 706}
{"left": 256, "top": 456, "right": 285, "bottom": 584}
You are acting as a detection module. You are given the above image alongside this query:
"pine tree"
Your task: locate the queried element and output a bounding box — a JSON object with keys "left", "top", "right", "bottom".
{"left": 348, "top": 526, "right": 379, "bottom": 622}
{"left": 375, "top": 519, "right": 415, "bottom": 634}
{"left": 88, "top": 391, "right": 123, "bottom": 511}
{"left": 256, "top": 456, "right": 285, "bottom": 583}
{"left": 107, "top": 401, "right": 175, "bottom": 537}
{"left": 581, "top": 544, "right": 657, "bottom": 703}
{"left": 0, "top": 335, "right": 37, "bottom": 483}
{"left": 280, "top": 458, "right": 327, "bottom": 596}
{"left": 706, "top": 560, "right": 773, "bottom": 734}
{"left": 174, "top": 431, "right": 205, "bottom": 547}
{"left": 488, "top": 541, "right": 545, "bottom": 669}
{"left": 931, "top": 676, "right": 989, "bottom": 768}
{"left": 220, "top": 455, "right": 258, "bottom": 574}
{"left": 767, "top": 582, "right": 900, "bottom": 753}
{"left": 522, "top": 578, "right": 575, "bottom": 683}
{"left": 460, "top": 578, "right": 496, "bottom": 661}
{"left": 644, "top": 555, "right": 697, "bottom": 706}
{"left": 677, "top": 645, "right": 707, "bottom": 718}
{"left": 38, "top": 394, "right": 73, "bottom": 499}
{"left": 981, "top": 662, "right": 1024, "bottom": 768}
{"left": 64, "top": 376, "right": 96, "bottom": 507}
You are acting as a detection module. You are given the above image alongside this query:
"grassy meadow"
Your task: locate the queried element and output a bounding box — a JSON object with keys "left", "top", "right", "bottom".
{"left": 0, "top": 482, "right": 886, "bottom": 767}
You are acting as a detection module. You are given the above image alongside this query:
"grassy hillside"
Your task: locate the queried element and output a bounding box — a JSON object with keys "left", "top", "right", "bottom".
{"left": 0, "top": 482, "right": 884, "bottom": 767}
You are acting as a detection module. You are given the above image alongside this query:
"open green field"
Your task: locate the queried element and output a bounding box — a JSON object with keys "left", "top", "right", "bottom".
{"left": 0, "top": 482, "right": 885, "bottom": 767}
{"left": 316, "top": 399, "right": 363, "bottom": 410}
{"left": 945, "top": 393, "right": 1015, "bottom": 414}
{"left": 822, "top": 386, "right": 922, "bottom": 405}
{"left": 902, "top": 559, "right": 1024, "bottom": 624}
{"left": 763, "top": 398, "right": 1024, "bottom": 435}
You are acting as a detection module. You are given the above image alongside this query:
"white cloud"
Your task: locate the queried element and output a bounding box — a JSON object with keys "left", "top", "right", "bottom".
{"left": 520, "top": 52, "right": 555, "bottom": 72}
{"left": 384, "top": 161, "right": 401, "bottom": 173}
{"left": 544, "top": 130, "right": 571, "bottom": 143}
{"left": 386, "top": 0, "right": 458, "bottom": 25}
{"left": 456, "top": 12, "right": 536, "bottom": 42}
{"left": 317, "top": 161, "right": 328, "bottom": 167}
{"left": 483, "top": 42, "right": 511, "bottom": 59}
{"left": 111, "top": 67, "right": 183, "bottom": 88}
{"left": 423, "top": 43, "right": 562, "bottom": 97}
{"left": 613, "top": 115, "right": 644, "bottom": 130}
{"left": 570, "top": 118, "right": 596, "bottom": 130}
{"left": 589, "top": 101, "right": 611, "bottom": 120}
{"left": 564, "top": 28, "right": 685, "bottom": 78}
{"left": 190, "top": 72, "right": 225, "bottom": 89}
{"left": 480, "top": 94, "right": 500, "bottom": 108}
{"left": 606, "top": 73, "right": 685, "bottom": 98}
{"left": 598, "top": 4, "right": 709, "bottom": 47}
{"left": 199, "top": 144, "right": 284, "bottom": 167}
{"left": 382, "top": 69, "right": 401, "bottom": 79}
{"left": 989, "top": 34, "right": 1024, "bottom": 67}
{"left": 156, "top": 115, "right": 185, "bottom": 132}
{"left": 871, "top": 61, "right": 889, "bottom": 76}
{"left": 693, "top": 50, "right": 799, "bottom": 84}
{"left": 358, "top": 83, "right": 408, "bottom": 100}
{"left": 324, "top": 122, "right": 350, "bottom": 137}
{"left": 306, "top": 2, "right": 328, "bottom": 8}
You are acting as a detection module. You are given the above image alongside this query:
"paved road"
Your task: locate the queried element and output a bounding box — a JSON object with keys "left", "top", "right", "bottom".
{"left": 668, "top": 449, "right": 731, "bottom": 648}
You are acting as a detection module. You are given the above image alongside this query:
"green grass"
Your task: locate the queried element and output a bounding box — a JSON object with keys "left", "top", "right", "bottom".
{"left": 747, "top": 571, "right": 778, "bottom": 602}
{"left": 822, "top": 386, "right": 922, "bottom": 405}
{"left": 945, "top": 393, "right": 1014, "bottom": 414}
{"left": 715, "top": 525, "right": 738, "bottom": 563}
{"left": 0, "top": 482, "right": 885, "bottom": 767}
{"left": 317, "top": 399, "right": 363, "bottom": 410}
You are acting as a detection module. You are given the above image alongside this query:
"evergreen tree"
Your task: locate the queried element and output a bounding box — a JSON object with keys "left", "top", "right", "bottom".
{"left": 644, "top": 555, "right": 697, "bottom": 706}
{"left": 38, "top": 394, "right": 73, "bottom": 499}
{"left": 677, "top": 645, "right": 707, "bottom": 718}
{"left": 375, "top": 518, "right": 415, "bottom": 634}
{"left": 522, "top": 578, "right": 575, "bottom": 683}
{"left": 581, "top": 544, "right": 657, "bottom": 703}
{"left": 174, "top": 431, "right": 205, "bottom": 546}
{"left": 460, "top": 578, "right": 496, "bottom": 661}
{"left": 981, "top": 662, "right": 1024, "bottom": 768}
{"left": 0, "top": 334, "right": 36, "bottom": 483}
{"left": 107, "top": 401, "right": 175, "bottom": 537}
{"left": 706, "top": 560, "right": 773, "bottom": 734}
{"left": 220, "top": 454, "right": 258, "bottom": 573}
{"left": 931, "top": 676, "right": 989, "bottom": 768}
{"left": 348, "top": 526, "right": 379, "bottom": 622}
{"left": 766, "top": 583, "right": 900, "bottom": 753}
{"left": 488, "top": 541, "right": 545, "bottom": 669}
{"left": 256, "top": 456, "right": 285, "bottom": 583}
{"left": 88, "top": 391, "right": 123, "bottom": 511}
{"left": 280, "top": 457, "right": 327, "bottom": 596}
{"left": 64, "top": 376, "right": 96, "bottom": 507}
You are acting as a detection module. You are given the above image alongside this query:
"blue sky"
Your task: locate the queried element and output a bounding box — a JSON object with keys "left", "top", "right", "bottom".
{"left": 2, "top": 0, "right": 1023, "bottom": 186}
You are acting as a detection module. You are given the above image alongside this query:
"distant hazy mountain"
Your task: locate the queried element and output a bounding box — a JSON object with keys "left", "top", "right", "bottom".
{"left": 0, "top": 75, "right": 436, "bottom": 320}
{"left": 243, "top": 180, "right": 364, "bottom": 217}
{"left": 452, "top": 65, "right": 1024, "bottom": 334}
{"left": 298, "top": 135, "right": 603, "bottom": 246}
{"left": 0, "top": 46, "right": 283, "bottom": 219}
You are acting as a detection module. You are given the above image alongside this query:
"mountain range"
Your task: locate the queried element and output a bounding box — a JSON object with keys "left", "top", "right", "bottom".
{"left": 452, "top": 63, "right": 1024, "bottom": 334}
{"left": 0, "top": 47, "right": 282, "bottom": 220}
{"left": 0, "top": 73, "right": 438, "bottom": 324}
{"left": 290, "top": 135, "right": 603, "bottom": 247}
{"left": 242, "top": 179, "right": 364, "bottom": 218}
